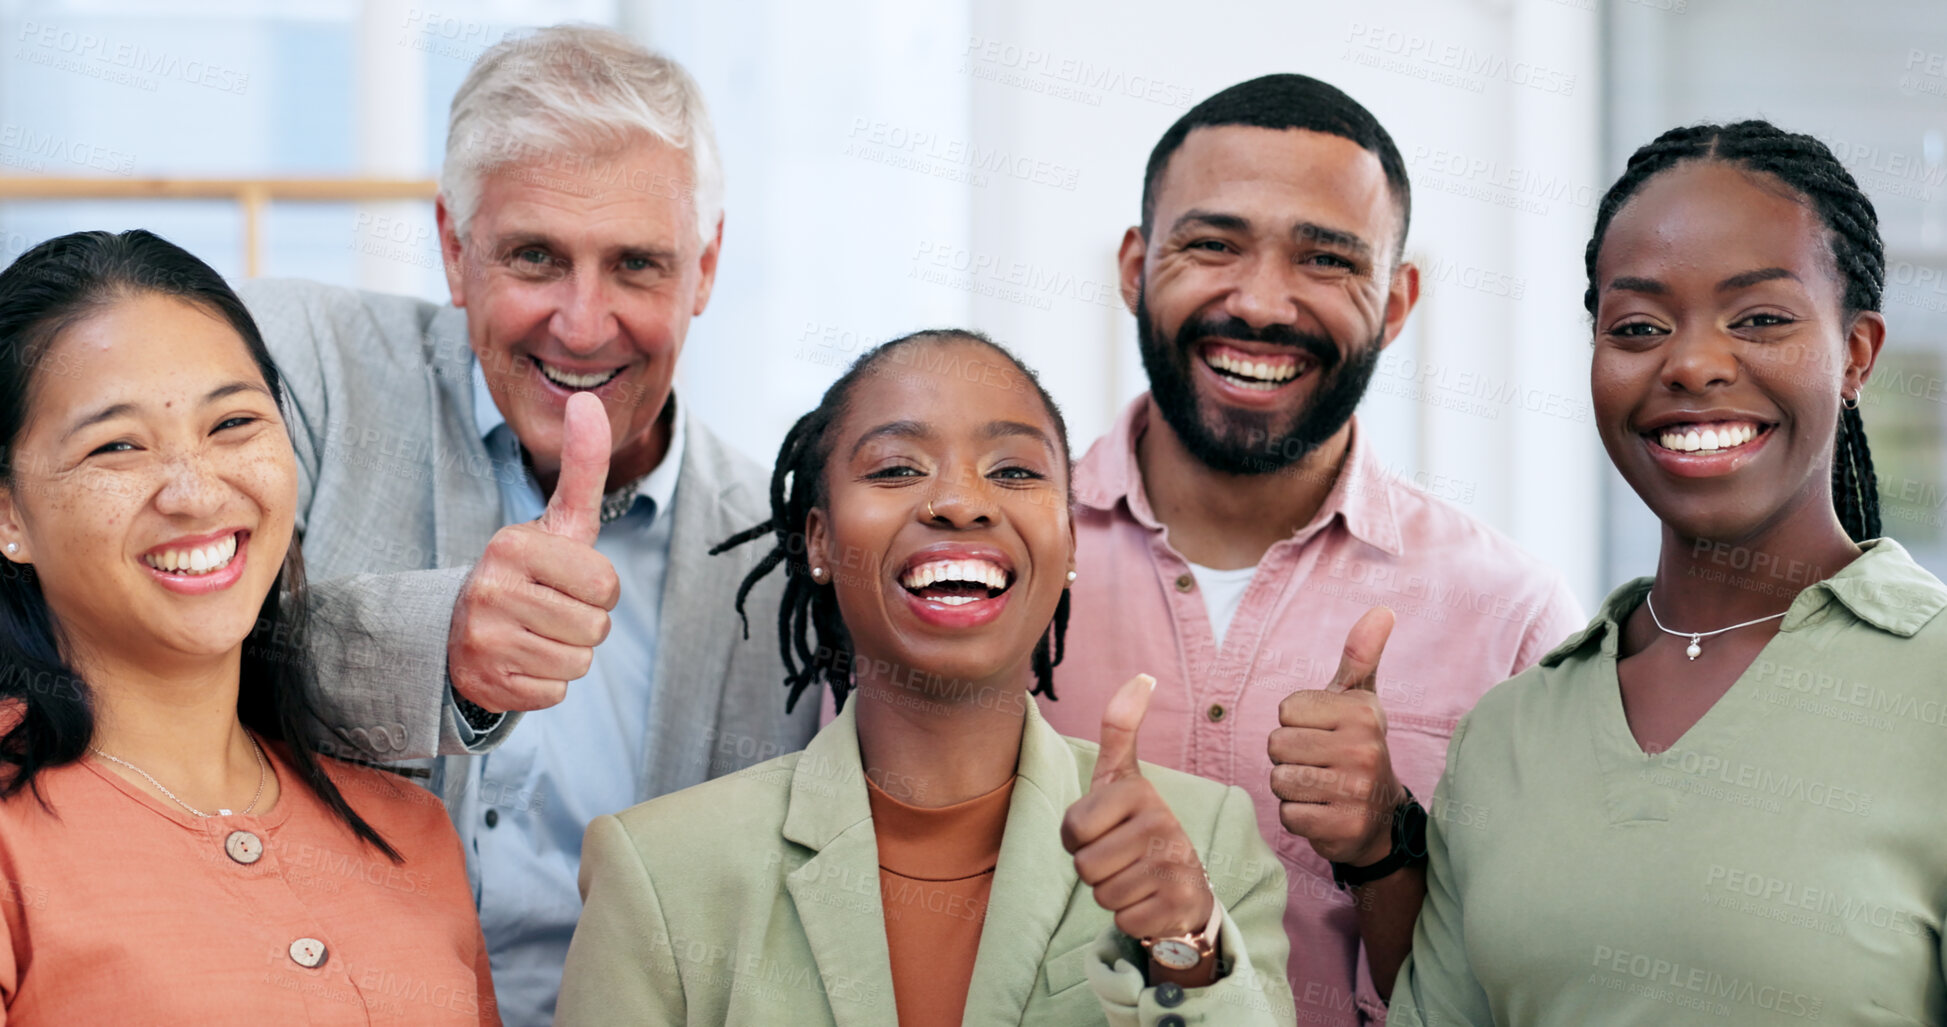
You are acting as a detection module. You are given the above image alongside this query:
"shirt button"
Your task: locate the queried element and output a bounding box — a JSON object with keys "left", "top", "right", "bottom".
{"left": 224, "top": 830, "right": 263, "bottom": 865}
{"left": 1155, "top": 981, "right": 1187, "bottom": 1008}
{"left": 484, "top": 809, "right": 499, "bottom": 829}
{"left": 1174, "top": 573, "right": 1195, "bottom": 593}
{"left": 1158, "top": 1015, "right": 1187, "bottom": 1027}
{"left": 1206, "top": 704, "right": 1226, "bottom": 722}
{"left": 288, "top": 938, "right": 328, "bottom": 968}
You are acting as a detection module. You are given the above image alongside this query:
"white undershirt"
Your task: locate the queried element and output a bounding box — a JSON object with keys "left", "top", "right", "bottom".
{"left": 1186, "top": 561, "right": 1259, "bottom": 648}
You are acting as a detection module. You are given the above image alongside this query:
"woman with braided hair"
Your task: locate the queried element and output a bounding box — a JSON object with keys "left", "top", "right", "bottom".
{"left": 557, "top": 330, "right": 1295, "bottom": 1025}
{"left": 1388, "top": 120, "right": 1947, "bottom": 1026}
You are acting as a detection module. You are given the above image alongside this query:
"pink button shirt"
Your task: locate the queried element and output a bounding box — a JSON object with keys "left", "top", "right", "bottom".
{"left": 1040, "top": 397, "right": 1583, "bottom": 1025}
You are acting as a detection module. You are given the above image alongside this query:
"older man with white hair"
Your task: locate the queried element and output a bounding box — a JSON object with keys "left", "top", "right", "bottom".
{"left": 238, "top": 25, "right": 811, "bottom": 1025}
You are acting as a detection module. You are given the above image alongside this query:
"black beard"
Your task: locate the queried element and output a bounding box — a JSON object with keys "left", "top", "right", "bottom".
{"left": 1135, "top": 288, "right": 1381, "bottom": 476}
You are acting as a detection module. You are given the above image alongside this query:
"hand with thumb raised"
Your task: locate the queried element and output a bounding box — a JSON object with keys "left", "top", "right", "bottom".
{"left": 1268, "top": 606, "right": 1405, "bottom": 867}
{"left": 447, "top": 391, "right": 624, "bottom": 713}
{"left": 1062, "top": 674, "right": 1221, "bottom": 983}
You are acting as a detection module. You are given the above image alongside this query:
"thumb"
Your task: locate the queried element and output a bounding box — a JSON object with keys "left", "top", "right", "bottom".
{"left": 538, "top": 391, "right": 612, "bottom": 546}
{"left": 1327, "top": 606, "right": 1395, "bottom": 694}
{"left": 1091, "top": 673, "right": 1156, "bottom": 789}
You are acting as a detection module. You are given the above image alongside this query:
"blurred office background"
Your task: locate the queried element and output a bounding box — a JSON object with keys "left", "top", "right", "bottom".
{"left": 0, "top": 0, "right": 1942, "bottom": 610}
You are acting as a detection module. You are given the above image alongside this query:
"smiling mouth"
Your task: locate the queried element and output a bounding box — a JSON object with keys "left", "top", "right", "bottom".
{"left": 142, "top": 531, "right": 241, "bottom": 576}
{"left": 1646, "top": 420, "right": 1770, "bottom": 454}
{"left": 533, "top": 357, "right": 622, "bottom": 391}
{"left": 1199, "top": 342, "right": 1313, "bottom": 392}
{"left": 898, "top": 558, "right": 1014, "bottom": 606}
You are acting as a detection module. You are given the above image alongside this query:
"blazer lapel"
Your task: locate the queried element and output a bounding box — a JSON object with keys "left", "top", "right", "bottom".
{"left": 641, "top": 413, "right": 749, "bottom": 800}
{"left": 963, "top": 698, "right": 1086, "bottom": 1024}
{"left": 781, "top": 706, "right": 900, "bottom": 1027}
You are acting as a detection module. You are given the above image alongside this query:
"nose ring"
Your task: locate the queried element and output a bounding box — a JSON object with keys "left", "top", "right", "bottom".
{"left": 926, "top": 500, "right": 938, "bottom": 520}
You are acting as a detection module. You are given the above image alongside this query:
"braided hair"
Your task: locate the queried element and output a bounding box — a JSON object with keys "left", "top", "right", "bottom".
{"left": 711, "top": 329, "right": 1075, "bottom": 713}
{"left": 1583, "top": 120, "right": 1884, "bottom": 542}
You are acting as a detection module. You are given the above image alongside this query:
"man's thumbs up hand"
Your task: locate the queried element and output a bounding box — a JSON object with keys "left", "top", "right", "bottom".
{"left": 447, "top": 392, "right": 624, "bottom": 714}
{"left": 1268, "top": 607, "right": 1405, "bottom": 867}
{"left": 1062, "top": 675, "right": 1218, "bottom": 976}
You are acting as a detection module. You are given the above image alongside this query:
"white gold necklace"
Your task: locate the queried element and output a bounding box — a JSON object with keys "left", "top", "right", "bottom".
{"left": 1645, "top": 593, "right": 1788, "bottom": 661}
{"left": 91, "top": 735, "right": 268, "bottom": 818}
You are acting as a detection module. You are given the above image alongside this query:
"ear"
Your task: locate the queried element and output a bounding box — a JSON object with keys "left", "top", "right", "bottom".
{"left": 435, "top": 195, "right": 469, "bottom": 309}
{"left": 804, "top": 505, "right": 833, "bottom": 583}
{"left": 1117, "top": 226, "right": 1147, "bottom": 315}
{"left": 0, "top": 485, "right": 32, "bottom": 565}
{"left": 692, "top": 214, "right": 724, "bottom": 318}
{"left": 1378, "top": 260, "right": 1421, "bottom": 351}
{"left": 1842, "top": 309, "right": 1887, "bottom": 399}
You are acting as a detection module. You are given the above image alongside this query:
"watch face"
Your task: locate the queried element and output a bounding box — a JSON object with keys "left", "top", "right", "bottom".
{"left": 1149, "top": 938, "right": 1203, "bottom": 970}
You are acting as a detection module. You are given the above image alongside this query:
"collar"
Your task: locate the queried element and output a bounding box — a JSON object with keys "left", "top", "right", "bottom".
{"left": 1076, "top": 393, "right": 1403, "bottom": 556}
{"left": 1540, "top": 537, "right": 1947, "bottom": 667}
{"left": 469, "top": 357, "right": 686, "bottom": 518}
{"left": 782, "top": 692, "right": 1080, "bottom": 854}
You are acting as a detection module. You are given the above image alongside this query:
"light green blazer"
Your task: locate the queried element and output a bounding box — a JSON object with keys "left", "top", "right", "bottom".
{"left": 557, "top": 696, "right": 1296, "bottom": 1026}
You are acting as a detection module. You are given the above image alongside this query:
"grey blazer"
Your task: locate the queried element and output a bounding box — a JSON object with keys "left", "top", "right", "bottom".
{"left": 236, "top": 278, "right": 815, "bottom": 800}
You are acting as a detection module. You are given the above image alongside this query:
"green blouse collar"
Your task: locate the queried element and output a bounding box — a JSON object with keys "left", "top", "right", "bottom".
{"left": 1541, "top": 538, "right": 1947, "bottom": 668}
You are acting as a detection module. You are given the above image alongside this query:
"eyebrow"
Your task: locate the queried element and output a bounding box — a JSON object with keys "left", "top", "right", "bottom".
{"left": 1167, "top": 209, "right": 1372, "bottom": 261}
{"left": 850, "top": 420, "right": 932, "bottom": 458}
{"left": 64, "top": 380, "right": 270, "bottom": 440}
{"left": 1291, "top": 221, "right": 1373, "bottom": 261}
{"left": 1717, "top": 267, "right": 1798, "bottom": 291}
{"left": 1606, "top": 267, "right": 1802, "bottom": 296}
{"left": 980, "top": 419, "right": 1058, "bottom": 455}
{"left": 494, "top": 232, "right": 679, "bottom": 264}
{"left": 849, "top": 419, "right": 1058, "bottom": 459}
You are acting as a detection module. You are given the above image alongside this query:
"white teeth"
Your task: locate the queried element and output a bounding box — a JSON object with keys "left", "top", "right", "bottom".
{"left": 1204, "top": 350, "right": 1300, "bottom": 384}
{"left": 538, "top": 361, "right": 621, "bottom": 389}
{"left": 143, "top": 533, "right": 239, "bottom": 576}
{"left": 899, "top": 557, "right": 1011, "bottom": 594}
{"left": 1656, "top": 422, "right": 1761, "bottom": 454}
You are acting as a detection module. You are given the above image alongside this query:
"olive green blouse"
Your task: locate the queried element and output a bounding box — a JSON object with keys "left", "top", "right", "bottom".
{"left": 1391, "top": 538, "right": 1947, "bottom": 1026}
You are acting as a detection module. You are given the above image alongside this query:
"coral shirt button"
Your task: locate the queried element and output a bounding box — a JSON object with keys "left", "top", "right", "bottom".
{"left": 288, "top": 938, "right": 328, "bottom": 968}
{"left": 224, "top": 830, "right": 263, "bottom": 865}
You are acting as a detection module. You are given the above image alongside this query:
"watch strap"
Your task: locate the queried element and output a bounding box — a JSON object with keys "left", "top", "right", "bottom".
{"left": 1330, "top": 787, "right": 1429, "bottom": 889}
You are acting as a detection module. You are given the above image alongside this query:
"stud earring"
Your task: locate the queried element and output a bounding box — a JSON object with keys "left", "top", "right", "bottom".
{"left": 4, "top": 543, "right": 15, "bottom": 555}
{"left": 811, "top": 566, "right": 826, "bottom": 581}
{"left": 1066, "top": 570, "right": 1077, "bottom": 583}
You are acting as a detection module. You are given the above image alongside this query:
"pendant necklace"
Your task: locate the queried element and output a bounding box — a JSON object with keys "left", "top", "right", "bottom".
{"left": 1644, "top": 593, "right": 1788, "bottom": 661}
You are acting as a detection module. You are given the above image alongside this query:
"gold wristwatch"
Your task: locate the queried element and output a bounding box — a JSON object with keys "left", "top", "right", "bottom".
{"left": 1141, "top": 894, "right": 1223, "bottom": 971}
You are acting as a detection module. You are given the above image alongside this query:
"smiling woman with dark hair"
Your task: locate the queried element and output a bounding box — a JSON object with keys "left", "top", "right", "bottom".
{"left": 0, "top": 229, "right": 495, "bottom": 1024}
{"left": 1387, "top": 122, "right": 1947, "bottom": 1026}
{"left": 557, "top": 330, "right": 1295, "bottom": 1025}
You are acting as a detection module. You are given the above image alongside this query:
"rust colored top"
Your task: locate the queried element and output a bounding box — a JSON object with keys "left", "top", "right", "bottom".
{"left": 868, "top": 775, "right": 1016, "bottom": 1027}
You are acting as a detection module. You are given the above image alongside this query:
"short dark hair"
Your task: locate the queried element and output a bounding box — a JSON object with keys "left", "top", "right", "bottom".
{"left": 712, "top": 329, "right": 1074, "bottom": 714}
{"left": 0, "top": 229, "right": 397, "bottom": 859}
{"left": 1140, "top": 73, "right": 1412, "bottom": 254}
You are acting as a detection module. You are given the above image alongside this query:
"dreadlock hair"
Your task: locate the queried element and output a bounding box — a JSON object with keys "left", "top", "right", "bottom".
{"left": 1583, "top": 120, "right": 1883, "bottom": 543}
{"left": 711, "top": 329, "right": 1075, "bottom": 714}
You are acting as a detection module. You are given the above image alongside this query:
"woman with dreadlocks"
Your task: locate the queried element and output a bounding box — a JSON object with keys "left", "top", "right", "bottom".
{"left": 556, "top": 329, "right": 1294, "bottom": 1025}
{"left": 1385, "top": 121, "right": 1946, "bottom": 1025}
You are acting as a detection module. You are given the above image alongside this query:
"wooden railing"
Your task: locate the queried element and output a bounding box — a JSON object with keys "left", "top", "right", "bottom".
{"left": 0, "top": 177, "right": 439, "bottom": 276}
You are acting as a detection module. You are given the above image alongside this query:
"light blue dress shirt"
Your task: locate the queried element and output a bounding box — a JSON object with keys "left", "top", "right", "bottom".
{"left": 447, "top": 361, "right": 683, "bottom": 1027}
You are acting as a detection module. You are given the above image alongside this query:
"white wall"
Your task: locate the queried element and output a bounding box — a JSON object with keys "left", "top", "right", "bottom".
{"left": 647, "top": 0, "right": 1607, "bottom": 610}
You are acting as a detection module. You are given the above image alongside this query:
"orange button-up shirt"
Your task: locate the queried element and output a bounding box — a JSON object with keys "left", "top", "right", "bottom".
{"left": 0, "top": 740, "right": 496, "bottom": 1025}
{"left": 1041, "top": 397, "right": 1583, "bottom": 1025}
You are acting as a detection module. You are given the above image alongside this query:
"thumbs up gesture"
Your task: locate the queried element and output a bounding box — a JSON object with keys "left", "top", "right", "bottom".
{"left": 1061, "top": 674, "right": 1218, "bottom": 973}
{"left": 1267, "top": 607, "right": 1404, "bottom": 867}
{"left": 446, "top": 392, "right": 623, "bottom": 712}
